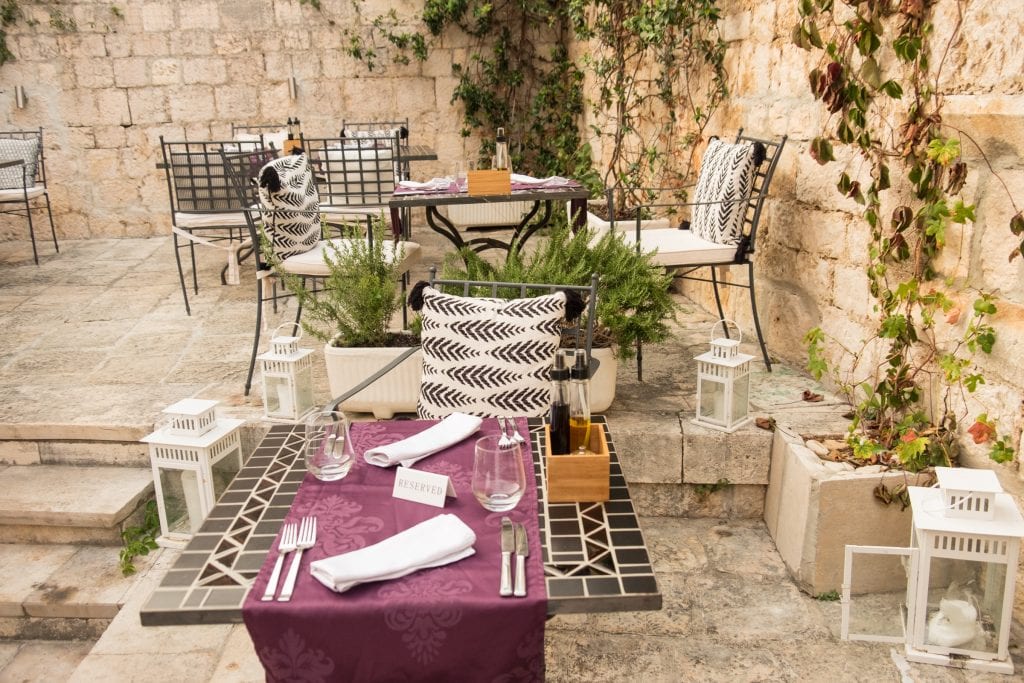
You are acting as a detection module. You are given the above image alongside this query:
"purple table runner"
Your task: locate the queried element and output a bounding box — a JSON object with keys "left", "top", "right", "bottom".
{"left": 243, "top": 417, "right": 546, "bottom": 683}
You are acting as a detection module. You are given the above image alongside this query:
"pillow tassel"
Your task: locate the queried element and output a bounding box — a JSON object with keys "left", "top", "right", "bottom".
{"left": 751, "top": 141, "right": 766, "bottom": 167}
{"left": 259, "top": 166, "right": 282, "bottom": 194}
{"left": 409, "top": 281, "right": 429, "bottom": 311}
{"left": 562, "top": 289, "right": 585, "bottom": 322}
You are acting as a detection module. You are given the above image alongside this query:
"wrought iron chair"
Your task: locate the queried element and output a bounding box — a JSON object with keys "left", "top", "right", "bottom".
{"left": 327, "top": 266, "right": 599, "bottom": 420}
{"left": 0, "top": 128, "right": 58, "bottom": 264}
{"left": 220, "top": 149, "right": 422, "bottom": 397}
{"left": 158, "top": 137, "right": 277, "bottom": 315}
{"left": 612, "top": 130, "right": 787, "bottom": 378}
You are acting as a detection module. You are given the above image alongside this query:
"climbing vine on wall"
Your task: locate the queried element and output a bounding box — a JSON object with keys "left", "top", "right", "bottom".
{"left": 796, "top": 0, "right": 1021, "bottom": 469}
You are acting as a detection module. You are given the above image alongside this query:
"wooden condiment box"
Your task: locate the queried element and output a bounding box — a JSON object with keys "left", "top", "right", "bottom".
{"left": 545, "top": 424, "right": 610, "bottom": 503}
{"left": 467, "top": 169, "right": 511, "bottom": 196}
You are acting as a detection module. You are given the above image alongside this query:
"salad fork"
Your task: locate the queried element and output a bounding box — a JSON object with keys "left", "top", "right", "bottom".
{"left": 497, "top": 417, "right": 513, "bottom": 448}
{"left": 278, "top": 516, "right": 317, "bottom": 601}
{"left": 261, "top": 522, "right": 297, "bottom": 601}
{"left": 507, "top": 417, "right": 526, "bottom": 445}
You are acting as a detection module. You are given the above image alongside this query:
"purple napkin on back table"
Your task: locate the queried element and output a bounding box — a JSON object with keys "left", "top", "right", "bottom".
{"left": 242, "top": 417, "right": 545, "bottom": 683}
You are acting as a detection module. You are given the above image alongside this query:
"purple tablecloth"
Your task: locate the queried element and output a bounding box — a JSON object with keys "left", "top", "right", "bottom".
{"left": 242, "top": 417, "right": 546, "bottom": 683}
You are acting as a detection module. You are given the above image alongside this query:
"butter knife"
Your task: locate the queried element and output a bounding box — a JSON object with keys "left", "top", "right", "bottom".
{"left": 500, "top": 517, "right": 514, "bottom": 597}
{"left": 513, "top": 522, "right": 528, "bottom": 597}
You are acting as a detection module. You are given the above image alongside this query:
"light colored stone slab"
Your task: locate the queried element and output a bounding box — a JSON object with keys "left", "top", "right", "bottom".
{"left": 607, "top": 410, "right": 681, "bottom": 484}
{"left": 0, "top": 641, "right": 19, "bottom": 672}
{"left": 0, "top": 640, "right": 93, "bottom": 682}
{"left": 209, "top": 624, "right": 265, "bottom": 682}
{"left": 69, "top": 652, "right": 221, "bottom": 683}
{"left": 682, "top": 419, "right": 773, "bottom": 485}
{"left": 39, "top": 441, "right": 150, "bottom": 468}
{"left": 24, "top": 546, "right": 148, "bottom": 619}
{"left": 0, "top": 544, "right": 78, "bottom": 617}
{"left": 0, "top": 441, "right": 40, "bottom": 466}
{"left": 0, "top": 465, "right": 152, "bottom": 528}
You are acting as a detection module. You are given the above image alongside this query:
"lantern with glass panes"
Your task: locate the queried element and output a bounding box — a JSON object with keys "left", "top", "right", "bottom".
{"left": 257, "top": 323, "right": 314, "bottom": 420}
{"left": 842, "top": 466, "right": 1024, "bottom": 674}
{"left": 692, "top": 320, "right": 753, "bottom": 433}
{"left": 140, "top": 399, "right": 244, "bottom": 547}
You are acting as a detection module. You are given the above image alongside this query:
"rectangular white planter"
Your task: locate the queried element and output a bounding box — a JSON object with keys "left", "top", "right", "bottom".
{"left": 444, "top": 202, "right": 533, "bottom": 228}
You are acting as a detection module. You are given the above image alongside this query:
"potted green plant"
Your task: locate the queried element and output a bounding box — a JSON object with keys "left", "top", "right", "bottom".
{"left": 440, "top": 222, "right": 677, "bottom": 411}
{"left": 273, "top": 220, "right": 422, "bottom": 419}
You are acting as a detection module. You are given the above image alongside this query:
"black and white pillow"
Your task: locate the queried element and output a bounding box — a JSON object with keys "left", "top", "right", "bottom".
{"left": 257, "top": 153, "right": 321, "bottom": 259}
{"left": 411, "top": 285, "right": 568, "bottom": 420}
{"left": 689, "top": 139, "right": 761, "bottom": 246}
{"left": 0, "top": 138, "right": 39, "bottom": 190}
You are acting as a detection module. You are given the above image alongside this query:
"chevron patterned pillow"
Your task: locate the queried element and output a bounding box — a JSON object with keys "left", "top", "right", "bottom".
{"left": 415, "top": 286, "right": 567, "bottom": 420}
{"left": 257, "top": 153, "right": 321, "bottom": 259}
{"left": 689, "top": 139, "right": 759, "bottom": 246}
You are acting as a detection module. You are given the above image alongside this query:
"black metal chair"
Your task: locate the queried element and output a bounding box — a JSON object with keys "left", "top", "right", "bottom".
{"left": 220, "top": 149, "right": 422, "bottom": 397}
{"left": 612, "top": 130, "right": 787, "bottom": 378}
{"left": 158, "top": 137, "right": 276, "bottom": 315}
{"left": 0, "top": 128, "right": 58, "bottom": 264}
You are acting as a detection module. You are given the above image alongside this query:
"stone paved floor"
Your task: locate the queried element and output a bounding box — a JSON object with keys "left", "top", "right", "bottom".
{"left": 0, "top": 234, "right": 1019, "bottom": 681}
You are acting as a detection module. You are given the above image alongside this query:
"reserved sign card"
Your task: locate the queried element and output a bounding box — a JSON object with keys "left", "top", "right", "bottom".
{"left": 392, "top": 467, "right": 456, "bottom": 508}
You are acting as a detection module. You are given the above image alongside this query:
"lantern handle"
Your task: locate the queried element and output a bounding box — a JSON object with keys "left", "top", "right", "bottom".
{"left": 710, "top": 319, "right": 742, "bottom": 344}
{"left": 273, "top": 321, "right": 303, "bottom": 340}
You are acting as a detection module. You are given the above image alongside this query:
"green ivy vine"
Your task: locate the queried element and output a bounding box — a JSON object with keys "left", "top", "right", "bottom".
{"left": 796, "top": 0, "right": 1021, "bottom": 470}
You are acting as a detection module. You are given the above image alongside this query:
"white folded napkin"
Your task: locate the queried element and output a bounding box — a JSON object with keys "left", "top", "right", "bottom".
{"left": 510, "top": 173, "right": 572, "bottom": 186}
{"left": 309, "top": 513, "right": 477, "bottom": 593}
{"left": 397, "top": 177, "right": 451, "bottom": 191}
{"left": 363, "top": 412, "right": 483, "bottom": 468}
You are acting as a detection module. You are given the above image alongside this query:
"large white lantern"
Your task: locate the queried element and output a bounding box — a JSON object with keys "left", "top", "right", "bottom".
{"left": 257, "top": 323, "right": 314, "bottom": 421}
{"left": 692, "top": 320, "right": 753, "bottom": 433}
{"left": 842, "top": 466, "right": 1024, "bottom": 674}
{"left": 140, "top": 399, "right": 245, "bottom": 547}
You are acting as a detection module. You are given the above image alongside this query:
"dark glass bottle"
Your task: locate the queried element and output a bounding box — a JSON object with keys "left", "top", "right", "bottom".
{"left": 568, "top": 352, "right": 591, "bottom": 453}
{"left": 549, "top": 354, "right": 570, "bottom": 455}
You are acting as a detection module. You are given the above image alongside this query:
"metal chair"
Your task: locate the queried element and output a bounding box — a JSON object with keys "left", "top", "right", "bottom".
{"left": 0, "top": 128, "right": 58, "bottom": 264}
{"left": 327, "top": 266, "right": 599, "bottom": 420}
{"left": 220, "top": 149, "right": 422, "bottom": 397}
{"left": 158, "top": 137, "right": 275, "bottom": 315}
{"left": 613, "top": 131, "right": 787, "bottom": 378}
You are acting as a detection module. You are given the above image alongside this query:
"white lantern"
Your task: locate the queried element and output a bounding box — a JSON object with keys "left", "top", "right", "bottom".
{"left": 257, "top": 323, "right": 314, "bottom": 421}
{"left": 692, "top": 320, "right": 753, "bottom": 433}
{"left": 842, "top": 466, "right": 1024, "bottom": 674}
{"left": 140, "top": 399, "right": 245, "bottom": 547}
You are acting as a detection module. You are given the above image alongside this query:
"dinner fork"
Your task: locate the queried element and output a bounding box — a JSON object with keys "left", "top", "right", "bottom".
{"left": 507, "top": 417, "right": 526, "bottom": 445}
{"left": 261, "top": 522, "right": 297, "bottom": 601}
{"left": 497, "top": 417, "right": 513, "bottom": 448}
{"left": 278, "top": 516, "right": 317, "bottom": 602}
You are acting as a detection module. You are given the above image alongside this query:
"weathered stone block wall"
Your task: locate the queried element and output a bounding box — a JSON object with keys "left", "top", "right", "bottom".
{"left": 0, "top": 0, "right": 480, "bottom": 240}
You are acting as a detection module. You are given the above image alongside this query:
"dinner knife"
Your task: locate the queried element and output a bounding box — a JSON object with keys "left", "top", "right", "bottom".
{"left": 513, "top": 522, "right": 528, "bottom": 597}
{"left": 500, "top": 517, "right": 514, "bottom": 597}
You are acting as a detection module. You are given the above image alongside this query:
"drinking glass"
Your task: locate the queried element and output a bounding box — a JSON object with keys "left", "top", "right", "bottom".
{"left": 304, "top": 410, "right": 355, "bottom": 481}
{"left": 472, "top": 434, "right": 526, "bottom": 512}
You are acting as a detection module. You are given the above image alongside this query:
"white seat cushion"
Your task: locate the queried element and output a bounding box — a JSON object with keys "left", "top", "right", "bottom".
{"left": 0, "top": 184, "right": 45, "bottom": 201}
{"left": 174, "top": 211, "right": 249, "bottom": 228}
{"left": 622, "top": 228, "right": 736, "bottom": 267}
{"left": 279, "top": 238, "right": 421, "bottom": 277}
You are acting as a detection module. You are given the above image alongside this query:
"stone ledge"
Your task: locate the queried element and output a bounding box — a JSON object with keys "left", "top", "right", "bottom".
{"left": 682, "top": 419, "right": 773, "bottom": 485}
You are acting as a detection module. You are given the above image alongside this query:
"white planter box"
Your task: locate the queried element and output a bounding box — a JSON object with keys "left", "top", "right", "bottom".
{"left": 323, "top": 345, "right": 422, "bottom": 419}
{"left": 324, "top": 344, "right": 619, "bottom": 418}
{"left": 444, "top": 202, "right": 532, "bottom": 228}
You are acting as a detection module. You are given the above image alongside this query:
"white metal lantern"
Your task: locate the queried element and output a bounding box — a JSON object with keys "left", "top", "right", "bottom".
{"left": 692, "top": 320, "right": 754, "bottom": 433}
{"left": 141, "top": 399, "right": 245, "bottom": 547}
{"left": 842, "top": 466, "right": 1024, "bottom": 674}
{"left": 257, "top": 323, "right": 314, "bottom": 421}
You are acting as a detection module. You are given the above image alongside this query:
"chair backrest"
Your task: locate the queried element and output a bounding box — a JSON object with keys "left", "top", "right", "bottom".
{"left": 413, "top": 268, "right": 599, "bottom": 419}
{"left": 0, "top": 128, "right": 45, "bottom": 190}
{"left": 301, "top": 135, "right": 396, "bottom": 209}
{"left": 340, "top": 118, "right": 409, "bottom": 140}
{"left": 731, "top": 130, "right": 786, "bottom": 260}
{"left": 161, "top": 138, "right": 273, "bottom": 215}
{"left": 230, "top": 124, "right": 289, "bottom": 152}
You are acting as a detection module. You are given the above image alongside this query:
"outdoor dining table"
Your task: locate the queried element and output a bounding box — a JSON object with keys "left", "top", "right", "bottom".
{"left": 388, "top": 179, "right": 589, "bottom": 254}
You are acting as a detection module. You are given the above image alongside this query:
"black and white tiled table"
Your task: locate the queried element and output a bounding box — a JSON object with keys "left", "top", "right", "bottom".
{"left": 140, "top": 416, "right": 661, "bottom": 625}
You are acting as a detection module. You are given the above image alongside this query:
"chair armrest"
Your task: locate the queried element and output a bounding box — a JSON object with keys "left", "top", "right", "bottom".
{"left": 325, "top": 345, "right": 420, "bottom": 414}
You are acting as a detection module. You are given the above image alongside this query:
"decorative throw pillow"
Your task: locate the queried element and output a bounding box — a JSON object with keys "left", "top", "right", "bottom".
{"left": 0, "top": 138, "right": 39, "bottom": 190}
{"left": 410, "top": 284, "right": 570, "bottom": 420}
{"left": 689, "top": 139, "right": 763, "bottom": 246}
{"left": 257, "top": 153, "right": 321, "bottom": 259}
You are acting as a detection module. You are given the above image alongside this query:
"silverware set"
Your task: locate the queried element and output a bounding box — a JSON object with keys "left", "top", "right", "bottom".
{"left": 497, "top": 416, "right": 525, "bottom": 448}
{"left": 499, "top": 516, "right": 529, "bottom": 597}
{"left": 262, "top": 515, "right": 317, "bottom": 602}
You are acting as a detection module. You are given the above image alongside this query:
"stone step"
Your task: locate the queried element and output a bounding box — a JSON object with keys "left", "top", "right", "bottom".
{"left": 1, "top": 439, "right": 150, "bottom": 468}
{"left": 0, "top": 466, "right": 154, "bottom": 545}
{"left": 0, "top": 543, "right": 158, "bottom": 641}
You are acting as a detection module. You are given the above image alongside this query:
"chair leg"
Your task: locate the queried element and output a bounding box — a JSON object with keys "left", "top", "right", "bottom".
{"left": 710, "top": 267, "right": 726, "bottom": 324}
{"left": 172, "top": 233, "right": 191, "bottom": 316}
{"left": 636, "top": 339, "right": 643, "bottom": 382}
{"left": 24, "top": 197, "right": 38, "bottom": 265}
{"left": 748, "top": 261, "right": 772, "bottom": 371}
{"left": 43, "top": 191, "right": 59, "bottom": 254}
{"left": 189, "top": 240, "right": 199, "bottom": 294}
{"left": 245, "top": 278, "right": 265, "bottom": 396}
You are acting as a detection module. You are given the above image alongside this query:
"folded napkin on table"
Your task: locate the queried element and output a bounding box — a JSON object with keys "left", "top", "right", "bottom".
{"left": 363, "top": 412, "right": 483, "bottom": 468}
{"left": 310, "top": 513, "right": 477, "bottom": 593}
{"left": 510, "top": 173, "right": 573, "bottom": 186}
{"left": 396, "top": 178, "right": 453, "bottom": 192}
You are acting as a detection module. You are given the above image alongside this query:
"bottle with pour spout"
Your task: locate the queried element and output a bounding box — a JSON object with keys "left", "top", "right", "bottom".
{"left": 494, "top": 127, "right": 509, "bottom": 171}
{"left": 568, "top": 352, "right": 591, "bottom": 453}
{"left": 548, "top": 353, "right": 571, "bottom": 455}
